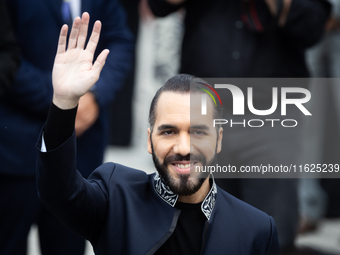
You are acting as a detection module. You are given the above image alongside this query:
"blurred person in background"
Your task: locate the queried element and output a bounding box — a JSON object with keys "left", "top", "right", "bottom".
{"left": 0, "top": 0, "right": 21, "bottom": 251}
{"left": 0, "top": 0, "right": 20, "bottom": 96}
{"left": 109, "top": 0, "right": 140, "bottom": 147}
{"left": 299, "top": 0, "right": 340, "bottom": 233}
{"left": 148, "top": 0, "right": 331, "bottom": 254}
{"left": 0, "top": 0, "right": 133, "bottom": 254}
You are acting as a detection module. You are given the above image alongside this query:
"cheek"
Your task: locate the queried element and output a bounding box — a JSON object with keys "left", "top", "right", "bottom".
{"left": 152, "top": 139, "right": 174, "bottom": 162}
{"left": 192, "top": 137, "right": 217, "bottom": 157}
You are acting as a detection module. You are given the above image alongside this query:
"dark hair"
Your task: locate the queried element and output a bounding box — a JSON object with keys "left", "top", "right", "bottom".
{"left": 148, "top": 74, "right": 223, "bottom": 131}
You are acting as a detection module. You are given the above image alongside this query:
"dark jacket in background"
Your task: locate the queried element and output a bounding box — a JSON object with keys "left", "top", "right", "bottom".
{"left": 0, "top": 0, "right": 20, "bottom": 96}
{"left": 149, "top": 0, "right": 331, "bottom": 79}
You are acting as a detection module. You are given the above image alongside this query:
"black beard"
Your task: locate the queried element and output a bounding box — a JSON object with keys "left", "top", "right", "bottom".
{"left": 150, "top": 139, "right": 216, "bottom": 196}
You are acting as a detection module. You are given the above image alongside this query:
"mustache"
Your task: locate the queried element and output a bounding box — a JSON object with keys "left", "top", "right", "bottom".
{"left": 163, "top": 153, "right": 206, "bottom": 165}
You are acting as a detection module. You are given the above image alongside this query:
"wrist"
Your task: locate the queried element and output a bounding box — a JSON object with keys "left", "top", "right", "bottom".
{"left": 52, "top": 94, "right": 79, "bottom": 110}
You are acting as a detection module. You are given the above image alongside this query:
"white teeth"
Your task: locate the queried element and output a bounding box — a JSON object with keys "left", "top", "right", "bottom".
{"left": 174, "top": 163, "right": 193, "bottom": 169}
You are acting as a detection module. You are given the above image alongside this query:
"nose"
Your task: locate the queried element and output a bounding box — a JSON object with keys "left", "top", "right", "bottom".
{"left": 173, "top": 132, "right": 192, "bottom": 156}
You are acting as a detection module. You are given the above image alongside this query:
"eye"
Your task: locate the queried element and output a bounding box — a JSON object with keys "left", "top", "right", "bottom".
{"left": 161, "top": 130, "right": 174, "bottom": 136}
{"left": 191, "top": 130, "right": 207, "bottom": 136}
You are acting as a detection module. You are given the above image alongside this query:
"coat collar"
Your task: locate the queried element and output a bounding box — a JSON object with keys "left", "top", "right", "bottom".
{"left": 152, "top": 172, "right": 217, "bottom": 221}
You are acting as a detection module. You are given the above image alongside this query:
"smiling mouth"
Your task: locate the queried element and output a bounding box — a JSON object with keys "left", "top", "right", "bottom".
{"left": 171, "top": 162, "right": 199, "bottom": 175}
{"left": 173, "top": 163, "right": 194, "bottom": 169}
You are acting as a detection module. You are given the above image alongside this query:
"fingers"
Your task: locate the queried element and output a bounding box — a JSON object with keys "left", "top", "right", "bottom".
{"left": 56, "top": 24, "right": 68, "bottom": 54}
{"left": 93, "top": 49, "right": 110, "bottom": 75}
{"left": 65, "top": 12, "right": 97, "bottom": 52}
{"left": 86, "top": 20, "right": 102, "bottom": 55}
{"left": 67, "top": 17, "right": 81, "bottom": 50}
{"left": 77, "top": 12, "right": 90, "bottom": 50}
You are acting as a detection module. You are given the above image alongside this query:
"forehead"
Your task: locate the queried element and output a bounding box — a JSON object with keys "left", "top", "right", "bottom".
{"left": 154, "top": 92, "right": 215, "bottom": 127}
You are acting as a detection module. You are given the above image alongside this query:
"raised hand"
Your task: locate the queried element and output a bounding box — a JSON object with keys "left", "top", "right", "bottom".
{"left": 52, "top": 12, "right": 109, "bottom": 109}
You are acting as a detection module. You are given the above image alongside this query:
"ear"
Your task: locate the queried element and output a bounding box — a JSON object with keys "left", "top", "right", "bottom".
{"left": 147, "top": 128, "right": 152, "bottom": 154}
{"left": 216, "top": 127, "right": 223, "bottom": 154}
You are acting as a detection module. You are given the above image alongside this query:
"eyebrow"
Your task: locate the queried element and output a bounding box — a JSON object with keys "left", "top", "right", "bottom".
{"left": 156, "top": 124, "right": 210, "bottom": 132}
{"left": 157, "top": 124, "right": 177, "bottom": 132}
{"left": 190, "top": 125, "right": 210, "bottom": 130}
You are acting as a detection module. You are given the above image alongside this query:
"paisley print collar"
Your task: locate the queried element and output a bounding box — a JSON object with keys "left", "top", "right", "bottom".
{"left": 153, "top": 172, "right": 217, "bottom": 220}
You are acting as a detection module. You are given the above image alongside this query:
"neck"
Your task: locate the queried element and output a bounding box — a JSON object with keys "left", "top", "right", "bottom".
{"left": 178, "top": 177, "right": 210, "bottom": 204}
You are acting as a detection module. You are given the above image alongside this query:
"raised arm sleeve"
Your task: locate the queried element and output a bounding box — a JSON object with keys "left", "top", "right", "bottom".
{"left": 44, "top": 103, "right": 77, "bottom": 151}
{"left": 37, "top": 103, "right": 110, "bottom": 242}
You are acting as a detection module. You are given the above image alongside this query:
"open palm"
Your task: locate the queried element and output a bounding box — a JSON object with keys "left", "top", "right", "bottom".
{"left": 52, "top": 12, "right": 109, "bottom": 109}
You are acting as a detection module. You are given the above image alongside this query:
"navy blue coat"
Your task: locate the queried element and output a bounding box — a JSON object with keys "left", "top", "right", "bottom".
{"left": 37, "top": 132, "right": 280, "bottom": 254}
{"left": 1, "top": 0, "right": 133, "bottom": 177}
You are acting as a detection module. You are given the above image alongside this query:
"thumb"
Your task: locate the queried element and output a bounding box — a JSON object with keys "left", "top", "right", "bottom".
{"left": 93, "top": 49, "right": 110, "bottom": 76}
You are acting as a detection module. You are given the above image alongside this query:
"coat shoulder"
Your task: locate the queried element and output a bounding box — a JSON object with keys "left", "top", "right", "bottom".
{"left": 88, "top": 162, "right": 153, "bottom": 193}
